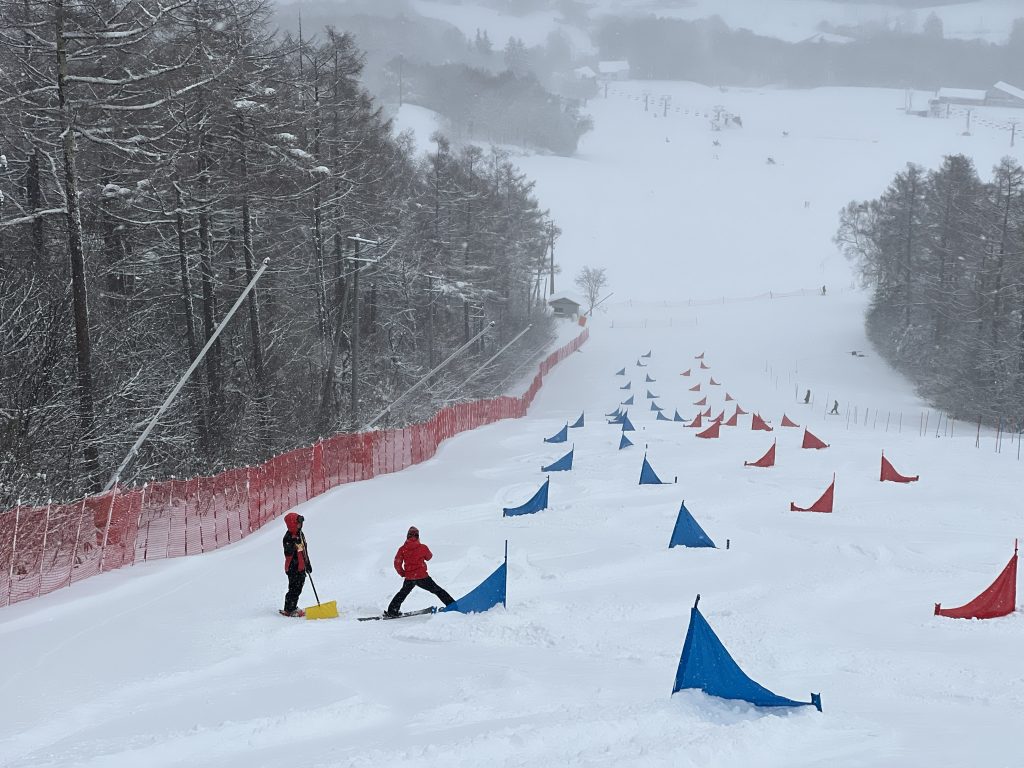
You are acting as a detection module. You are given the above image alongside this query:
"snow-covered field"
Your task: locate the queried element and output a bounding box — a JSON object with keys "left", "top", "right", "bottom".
{"left": 2, "top": 84, "right": 1023, "bottom": 766}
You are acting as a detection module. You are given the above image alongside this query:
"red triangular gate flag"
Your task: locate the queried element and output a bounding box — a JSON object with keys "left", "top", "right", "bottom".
{"left": 801, "top": 429, "right": 828, "bottom": 449}
{"left": 745, "top": 441, "right": 776, "bottom": 468}
{"left": 751, "top": 413, "right": 773, "bottom": 431}
{"left": 680, "top": 369, "right": 691, "bottom": 376}
{"left": 688, "top": 413, "right": 703, "bottom": 428}
{"left": 735, "top": 404, "right": 748, "bottom": 415}
{"left": 781, "top": 414, "right": 799, "bottom": 428}
{"left": 712, "top": 410, "right": 725, "bottom": 423}
{"left": 689, "top": 383, "right": 702, "bottom": 392}
{"left": 790, "top": 475, "right": 834, "bottom": 513}
{"left": 724, "top": 411, "right": 738, "bottom": 427}
{"left": 880, "top": 452, "right": 918, "bottom": 483}
{"left": 725, "top": 393, "right": 734, "bottom": 401}
{"left": 695, "top": 352, "right": 704, "bottom": 359}
{"left": 694, "top": 396, "right": 707, "bottom": 406}
{"left": 935, "top": 543, "right": 1017, "bottom": 619}
{"left": 700, "top": 361, "right": 710, "bottom": 369}
{"left": 702, "top": 406, "right": 712, "bottom": 417}
{"left": 709, "top": 377, "right": 720, "bottom": 386}
{"left": 696, "top": 421, "right": 721, "bottom": 439}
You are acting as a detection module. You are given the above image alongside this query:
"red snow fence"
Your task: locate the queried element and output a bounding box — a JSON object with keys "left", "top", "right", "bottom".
{"left": 790, "top": 475, "right": 835, "bottom": 513}
{"left": 0, "top": 330, "right": 588, "bottom": 608}
{"left": 880, "top": 452, "right": 918, "bottom": 483}
{"left": 935, "top": 542, "right": 1017, "bottom": 620}
{"left": 801, "top": 429, "right": 829, "bottom": 449}
{"left": 781, "top": 414, "right": 799, "bottom": 428}
{"left": 745, "top": 441, "right": 776, "bottom": 468}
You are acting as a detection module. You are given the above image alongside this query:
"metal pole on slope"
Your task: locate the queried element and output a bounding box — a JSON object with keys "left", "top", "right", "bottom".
{"left": 103, "top": 258, "right": 271, "bottom": 491}
{"left": 363, "top": 321, "right": 495, "bottom": 431}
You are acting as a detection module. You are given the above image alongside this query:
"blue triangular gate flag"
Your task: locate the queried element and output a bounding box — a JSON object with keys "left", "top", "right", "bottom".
{"left": 606, "top": 406, "right": 622, "bottom": 418}
{"left": 642, "top": 350, "right": 652, "bottom": 358}
{"left": 673, "top": 410, "right": 685, "bottom": 422}
{"left": 619, "top": 434, "right": 633, "bottom": 449}
{"left": 621, "top": 381, "right": 632, "bottom": 390}
{"left": 609, "top": 411, "right": 626, "bottom": 425}
{"left": 640, "top": 454, "right": 667, "bottom": 485}
{"left": 622, "top": 395, "right": 634, "bottom": 405}
{"left": 645, "top": 374, "right": 656, "bottom": 382}
{"left": 503, "top": 478, "right": 549, "bottom": 517}
{"left": 544, "top": 424, "right": 568, "bottom": 443}
{"left": 672, "top": 596, "right": 822, "bottom": 712}
{"left": 668, "top": 502, "right": 716, "bottom": 548}
{"left": 542, "top": 447, "right": 573, "bottom": 472}
{"left": 569, "top": 413, "right": 584, "bottom": 429}
{"left": 443, "top": 549, "right": 507, "bottom": 614}
{"left": 646, "top": 390, "right": 660, "bottom": 399}
{"left": 621, "top": 414, "right": 635, "bottom": 432}
{"left": 650, "top": 402, "right": 664, "bottom": 411}
{"left": 637, "top": 360, "right": 647, "bottom": 367}
{"left": 616, "top": 368, "right": 626, "bottom": 376}
{"left": 656, "top": 411, "right": 671, "bottom": 421}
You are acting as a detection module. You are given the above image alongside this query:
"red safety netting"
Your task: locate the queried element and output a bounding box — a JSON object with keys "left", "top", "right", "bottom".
{"left": 0, "top": 329, "right": 588, "bottom": 608}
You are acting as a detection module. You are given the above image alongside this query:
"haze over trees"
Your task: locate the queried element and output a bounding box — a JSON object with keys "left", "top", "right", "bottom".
{"left": 835, "top": 154, "right": 1024, "bottom": 424}
{"left": 0, "top": 0, "right": 558, "bottom": 506}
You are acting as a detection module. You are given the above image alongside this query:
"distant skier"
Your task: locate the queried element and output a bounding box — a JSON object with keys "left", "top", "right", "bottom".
{"left": 830, "top": 400, "right": 840, "bottom": 415}
{"left": 821, "top": 285, "right": 827, "bottom": 296}
{"left": 385, "top": 526, "right": 454, "bottom": 617}
{"left": 281, "top": 512, "right": 312, "bottom": 617}
{"left": 803, "top": 389, "right": 811, "bottom": 404}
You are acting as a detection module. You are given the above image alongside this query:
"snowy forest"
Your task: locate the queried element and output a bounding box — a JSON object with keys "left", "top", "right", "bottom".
{"left": 0, "top": 0, "right": 559, "bottom": 508}
{"left": 597, "top": 16, "right": 1024, "bottom": 89}
{"left": 835, "top": 154, "right": 1024, "bottom": 424}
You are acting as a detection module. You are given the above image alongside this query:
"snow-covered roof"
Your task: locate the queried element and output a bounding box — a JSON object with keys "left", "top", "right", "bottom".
{"left": 936, "top": 87, "right": 987, "bottom": 102}
{"left": 548, "top": 293, "right": 582, "bottom": 306}
{"left": 598, "top": 60, "right": 630, "bottom": 74}
{"left": 574, "top": 66, "right": 597, "bottom": 79}
{"left": 993, "top": 81, "right": 1024, "bottom": 102}
{"left": 801, "top": 32, "right": 854, "bottom": 45}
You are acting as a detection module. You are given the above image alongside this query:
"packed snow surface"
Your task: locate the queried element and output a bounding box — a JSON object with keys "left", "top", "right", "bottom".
{"left": 2, "top": 83, "right": 1023, "bottom": 766}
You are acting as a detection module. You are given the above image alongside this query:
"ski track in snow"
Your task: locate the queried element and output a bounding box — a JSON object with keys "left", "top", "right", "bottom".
{"left": 3, "top": 82, "right": 1024, "bottom": 766}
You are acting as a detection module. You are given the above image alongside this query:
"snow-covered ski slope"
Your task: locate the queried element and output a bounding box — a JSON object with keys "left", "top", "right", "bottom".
{"left": 2, "top": 84, "right": 1023, "bottom": 767}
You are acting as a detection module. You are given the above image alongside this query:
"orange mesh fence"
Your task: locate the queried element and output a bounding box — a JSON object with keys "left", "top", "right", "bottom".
{"left": 0, "top": 329, "right": 588, "bottom": 607}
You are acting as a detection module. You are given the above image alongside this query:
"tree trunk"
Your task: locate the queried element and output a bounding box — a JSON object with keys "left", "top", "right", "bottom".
{"left": 55, "top": 0, "right": 101, "bottom": 489}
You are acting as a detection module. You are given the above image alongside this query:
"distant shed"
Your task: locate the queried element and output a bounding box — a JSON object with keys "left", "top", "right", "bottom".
{"left": 989, "top": 81, "right": 1024, "bottom": 108}
{"left": 935, "top": 87, "right": 988, "bottom": 106}
{"left": 597, "top": 60, "right": 630, "bottom": 80}
{"left": 549, "top": 296, "right": 582, "bottom": 318}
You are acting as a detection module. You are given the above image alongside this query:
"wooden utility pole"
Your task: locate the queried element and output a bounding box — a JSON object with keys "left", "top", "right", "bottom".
{"left": 548, "top": 222, "right": 556, "bottom": 295}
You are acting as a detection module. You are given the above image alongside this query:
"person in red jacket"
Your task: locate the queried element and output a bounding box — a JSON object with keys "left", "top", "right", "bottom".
{"left": 281, "top": 512, "right": 312, "bottom": 617}
{"left": 385, "top": 526, "right": 454, "bottom": 617}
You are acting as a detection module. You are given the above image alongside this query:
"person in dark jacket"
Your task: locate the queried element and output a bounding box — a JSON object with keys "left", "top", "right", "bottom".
{"left": 385, "top": 526, "right": 454, "bottom": 617}
{"left": 281, "top": 512, "right": 312, "bottom": 617}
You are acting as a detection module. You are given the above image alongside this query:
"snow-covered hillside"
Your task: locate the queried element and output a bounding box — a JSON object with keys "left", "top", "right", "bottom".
{"left": 2, "top": 83, "right": 1022, "bottom": 766}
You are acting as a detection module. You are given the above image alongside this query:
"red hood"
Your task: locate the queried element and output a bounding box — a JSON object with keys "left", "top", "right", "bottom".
{"left": 284, "top": 512, "right": 303, "bottom": 535}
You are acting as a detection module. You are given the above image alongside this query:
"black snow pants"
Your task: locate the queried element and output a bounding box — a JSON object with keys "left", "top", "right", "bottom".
{"left": 284, "top": 570, "right": 307, "bottom": 612}
{"left": 388, "top": 577, "right": 454, "bottom": 614}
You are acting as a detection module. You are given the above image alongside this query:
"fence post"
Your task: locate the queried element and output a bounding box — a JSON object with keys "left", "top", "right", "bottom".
{"left": 68, "top": 499, "right": 87, "bottom": 588}
{"left": 38, "top": 499, "right": 52, "bottom": 586}
{"left": 7, "top": 503, "right": 20, "bottom": 605}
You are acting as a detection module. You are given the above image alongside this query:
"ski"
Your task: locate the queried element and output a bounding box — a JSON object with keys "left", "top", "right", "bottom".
{"left": 357, "top": 607, "right": 437, "bottom": 622}
{"left": 278, "top": 609, "right": 306, "bottom": 618}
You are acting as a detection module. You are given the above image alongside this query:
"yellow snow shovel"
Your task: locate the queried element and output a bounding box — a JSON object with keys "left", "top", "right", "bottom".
{"left": 304, "top": 575, "right": 339, "bottom": 620}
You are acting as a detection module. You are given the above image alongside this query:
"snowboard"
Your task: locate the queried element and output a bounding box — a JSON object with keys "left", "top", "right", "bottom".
{"left": 357, "top": 607, "right": 437, "bottom": 622}
{"left": 279, "top": 609, "right": 306, "bottom": 618}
